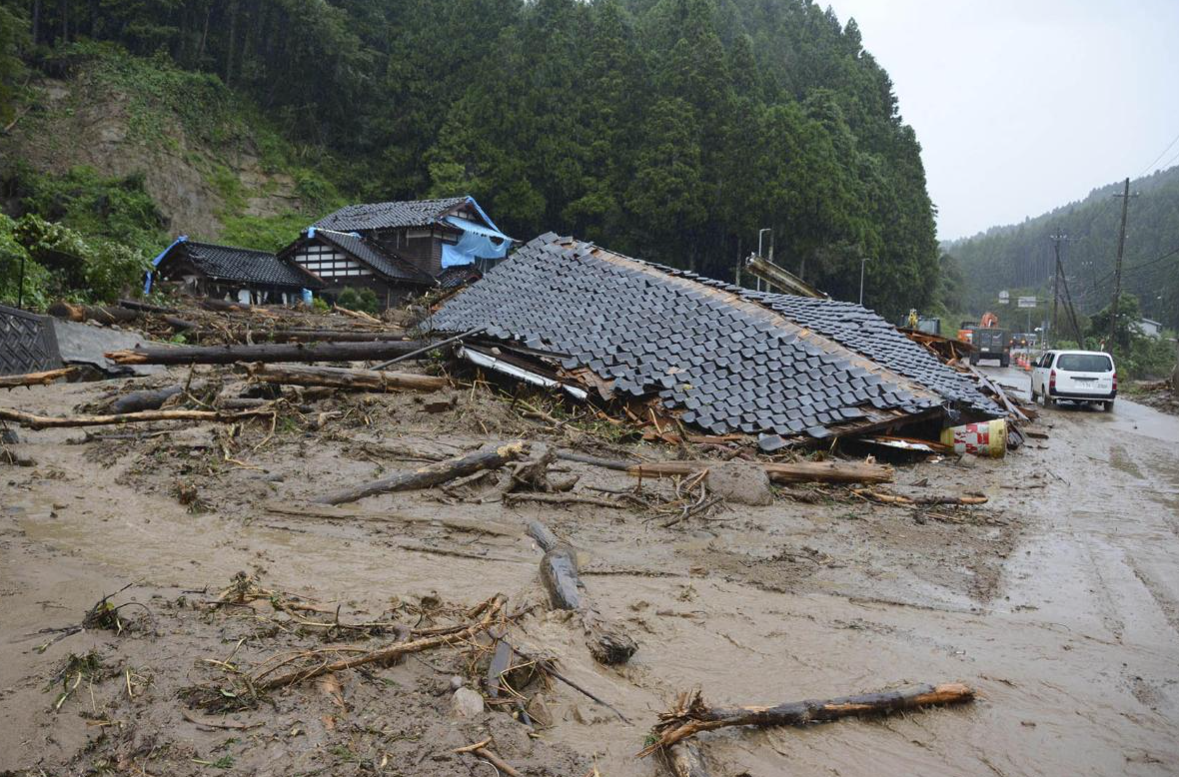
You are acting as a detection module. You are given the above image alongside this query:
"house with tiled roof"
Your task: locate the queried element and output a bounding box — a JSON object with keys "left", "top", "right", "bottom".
{"left": 428, "top": 233, "right": 1002, "bottom": 446}
{"left": 290, "top": 197, "right": 511, "bottom": 306}
{"left": 148, "top": 238, "right": 322, "bottom": 305}
{"left": 278, "top": 228, "right": 436, "bottom": 310}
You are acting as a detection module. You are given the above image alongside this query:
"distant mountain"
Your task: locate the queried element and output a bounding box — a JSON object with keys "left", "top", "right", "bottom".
{"left": 944, "top": 166, "right": 1179, "bottom": 329}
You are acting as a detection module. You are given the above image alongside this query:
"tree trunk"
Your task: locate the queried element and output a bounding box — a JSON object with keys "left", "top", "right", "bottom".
{"left": 105, "top": 339, "right": 433, "bottom": 366}
{"left": 639, "top": 683, "right": 976, "bottom": 757}
{"left": 314, "top": 441, "right": 528, "bottom": 505}
{"left": 48, "top": 301, "right": 140, "bottom": 325}
{"left": 247, "top": 364, "right": 447, "bottom": 393}
{"left": 525, "top": 518, "right": 638, "bottom": 665}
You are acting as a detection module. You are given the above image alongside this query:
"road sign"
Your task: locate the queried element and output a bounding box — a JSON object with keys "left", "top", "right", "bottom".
{"left": 1017, "top": 296, "right": 1037, "bottom": 308}
{"left": 998, "top": 290, "right": 1009, "bottom": 304}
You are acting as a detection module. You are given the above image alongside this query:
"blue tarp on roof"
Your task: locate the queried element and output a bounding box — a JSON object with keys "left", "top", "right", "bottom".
{"left": 441, "top": 215, "right": 513, "bottom": 268}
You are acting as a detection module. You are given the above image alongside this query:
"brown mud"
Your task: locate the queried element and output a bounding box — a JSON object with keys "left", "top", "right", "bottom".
{"left": 2, "top": 365, "right": 1178, "bottom": 775}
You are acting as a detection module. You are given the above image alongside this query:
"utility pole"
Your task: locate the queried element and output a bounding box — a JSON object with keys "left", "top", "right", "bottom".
{"left": 1050, "top": 229, "right": 1066, "bottom": 347}
{"left": 1110, "top": 177, "right": 1133, "bottom": 347}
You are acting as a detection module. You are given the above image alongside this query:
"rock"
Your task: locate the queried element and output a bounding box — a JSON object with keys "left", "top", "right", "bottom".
{"left": 706, "top": 461, "right": 773, "bottom": 506}
{"left": 450, "top": 687, "right": 485, "bottom": 718}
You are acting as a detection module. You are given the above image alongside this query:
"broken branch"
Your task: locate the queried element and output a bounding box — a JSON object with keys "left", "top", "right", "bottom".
{"left": 638, "top": 683, "right": 975, "bottom": 757}
{"left": 0, "top": 406, "right": 272, "bottom": 430}
{"left": 314, "top": 441, "right": 528, "bottom": 505}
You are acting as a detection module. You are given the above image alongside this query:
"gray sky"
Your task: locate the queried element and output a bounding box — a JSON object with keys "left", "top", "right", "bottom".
{"left": 826, "top": 0, "right": 1179, "bottom": 240}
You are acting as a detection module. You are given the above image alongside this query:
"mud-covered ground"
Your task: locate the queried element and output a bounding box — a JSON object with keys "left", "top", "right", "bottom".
{"left": 2, "top": 364, "right": 1178, "bottom": 776}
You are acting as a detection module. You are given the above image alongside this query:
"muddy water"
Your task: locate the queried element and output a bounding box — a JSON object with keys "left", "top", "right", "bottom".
{"left": 2, "top": 375, "right": 1179, "bottom": 775}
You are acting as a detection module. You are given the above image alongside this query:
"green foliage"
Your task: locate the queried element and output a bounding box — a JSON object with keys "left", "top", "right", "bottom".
{"left": 218, "top": 211, "right": 315, "bottom": 253}
{"left": 0, "top": 213, "right": 148, "bottom": 306}
{"left": 8, "top": 164, "right": 166, "bottom": 254}
{"left": 1083, "top": 292, "right": 1176, "bottom": 380}
{"left": 6, "top": 0, "right": 941, "bottom": 317}
{"left": 336, "top": 287, "right": 379, "bottom": 316}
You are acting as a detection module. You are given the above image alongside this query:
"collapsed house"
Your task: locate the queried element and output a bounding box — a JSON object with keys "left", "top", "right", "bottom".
{"left": 427, "top": 233, "right": 1002, "bottom": 447}
{"left": 278, "top": 228, "right": 435, "bottom": 309}
{"left": 289, "top": 197, "right": 512, "bottom": 308}
{"left": 147, "top": 238, "right": 323, "bottom": 305}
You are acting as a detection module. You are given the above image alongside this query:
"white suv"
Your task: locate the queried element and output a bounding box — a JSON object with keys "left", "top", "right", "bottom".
{"left": 1030, "top": 350, "right": 1117, "bottom": 411}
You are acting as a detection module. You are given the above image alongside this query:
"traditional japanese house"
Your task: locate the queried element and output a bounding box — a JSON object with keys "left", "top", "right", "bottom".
{"left": 277, "top": 228, "right": 435, "bottom": 309}
{"left": 304, "top": 196, "right": 512, "bottom": 280}
{"left": 147, "top": 238, "right": 322, "bottom": 305}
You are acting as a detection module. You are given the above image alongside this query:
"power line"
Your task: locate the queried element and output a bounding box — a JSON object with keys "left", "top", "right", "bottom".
{"left": 1137, "top": 128, "right": 1179, "bottom": 178}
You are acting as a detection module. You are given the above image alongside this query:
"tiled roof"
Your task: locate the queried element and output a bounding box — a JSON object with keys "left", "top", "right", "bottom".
{"left": 314, "top": 230, "right": 434, "bottom": 284}
{"left": 311, "top": 197, "right": 468, "bottom": 232}
{"left": 172, "top": 242, "right": 322, "bottom": 289}
{"left": 437, "top": 266, "right": 483, "bottom": 289}
{"left": 426, "top": 234, "right": 999, "bottom": 440}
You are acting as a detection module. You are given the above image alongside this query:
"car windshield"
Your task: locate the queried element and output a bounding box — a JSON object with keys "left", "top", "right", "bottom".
{"left": 1056, "top": 354, "right": 1112, "bottom": 372}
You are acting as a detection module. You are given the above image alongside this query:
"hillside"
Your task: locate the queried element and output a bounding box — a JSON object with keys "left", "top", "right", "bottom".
{"left": 0, "top": 42, "right": 342, "bottom": 248}
{"left": 0, "top": 0, "right": 939, "bottom": 318}
{"left": 944, "top": 165, "right": 1179, "bottom": 330}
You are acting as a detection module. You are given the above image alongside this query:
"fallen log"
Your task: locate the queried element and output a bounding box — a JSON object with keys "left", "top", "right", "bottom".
{"left": 106, "top": 339, "right": 433, "bottom": 366}
{"left": 110, "top": 383, "right": 204, "bottom": 414}
{"left": 629, "top": 459, "right": 893, "bottom": 485}
{"left": 525, "top": 518, "right": 638, "bottom": 665}
{"left": 853, "top": 489, "right": 988, "bottom": 506}
{"left": 0, "top": 406, "right": 272, "bottom": 430}
{"left": 118, "top": 298, "right": 176, "bottom": 314}
{"left": 48, "top": 301, "right": 139, "bottom": 325}
{"left": 314, "top": 440, "right": 528, "bottom": 505}
{"left": 667, "top": 743, "right": 711, "bottom": 777}
{"left": 504, "top": 493, "right": 625, "bottom": 509}
{"left": 0, "top": 367, "right": 77, "bottom": 389}
{"left": 555, "top": 450, "right": 637, "bottom": 471}
{"left": 639, "top": 683, "right": 975, "bottom": 757}
{"left": 248, "top": 363, "right": 447, "bottom": 393}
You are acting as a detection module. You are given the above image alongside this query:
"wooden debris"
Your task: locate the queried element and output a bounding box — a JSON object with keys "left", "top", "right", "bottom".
{"left": 0, "top": 367, "right": 77, "bottom": 389}
{"left": 110, "top": 384, "right": 193, "bottom": 414}
{"left": 504, "top": 493, "right": 625, "bottom": 509}
{"left": 248, "top": 363, "right": 447, "bottom": 392}
{"left": 0, "top": 406, "right": 272, "bottom": 430}
{"left": 667, "top": 743, "right": 711, "bottom": 777}
{"left": 525, "top": 518, "right": 637, "bottom": 665}
{"left": 314, "top": 441, "right": 528, "bottom": 505}
{"left": 639, "top": 683, "right": 975, "bottom": 757}
{"left": 854, "top": 489, "right": 988, "bottom": 506}
{"left": 105, "top": 339, "right": 432, "bottom": 366}
{"left": 453, "top": 739, "right": 524, "bottom": 777}
{"left": 48, "top": 301, "right": 139, "bottom": 325}
{"left": 251, "top": 594, "right": 506, "bottom": 690}
{"left": 629, "top": 459, "right": 893, "bottom": 485}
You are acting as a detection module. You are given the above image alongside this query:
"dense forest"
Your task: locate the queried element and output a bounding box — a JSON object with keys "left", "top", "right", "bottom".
{"left": 946, "top": 165, "right": 1179, "bottom": 331}
{"left": 0, "top": 0, "right": 939, "bottom": 317}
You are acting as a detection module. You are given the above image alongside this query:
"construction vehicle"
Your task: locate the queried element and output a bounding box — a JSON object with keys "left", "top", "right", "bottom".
{"left": 970, "top": 311, "right": 1011, "bottom": 367}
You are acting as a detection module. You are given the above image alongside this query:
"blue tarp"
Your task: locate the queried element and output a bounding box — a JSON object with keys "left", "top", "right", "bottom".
{"left": 441, "top": 215, "right": 513, "bottom": 268}
{"left": 144, "top": 235, "right": 188, "bottom": 293}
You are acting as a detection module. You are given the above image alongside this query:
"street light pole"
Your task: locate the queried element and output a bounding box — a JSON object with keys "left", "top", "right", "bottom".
{"left": 859, "top": 256, "right": 871, "bottom": 307}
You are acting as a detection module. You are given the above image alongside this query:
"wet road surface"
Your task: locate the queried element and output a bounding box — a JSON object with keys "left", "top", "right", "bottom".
{"left": 2, "top": 372, "right": 1178, "bottom": 775}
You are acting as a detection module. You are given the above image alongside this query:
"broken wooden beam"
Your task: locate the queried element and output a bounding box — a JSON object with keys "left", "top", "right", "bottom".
{"left": 525, "top": 518, "right": 638, "bottom": 665}
{"left": 0, "top": 367, "right": 77, "bottom": 389}
{"left": 639, "top": 683, "right": 975, "bottom": 757}
{"left": 110, "top": 384, "right": 188, "bottom": 414}
{"left": 666, "top": 743, "right": 711, "bottom": 777}
{"left": 0, "top": 406, "right": 272, "bottom": 430}
{"left": 247, "top": 363, "right": 447, "bottom": 393}
{"left": 105, "top": 339, "right": 434, "bottom": 366}
{"left": 628, "top": 459, "right": 892, "bottom": 485}
{"left": 314, "top": 441, "right": 528, "bottom": 505}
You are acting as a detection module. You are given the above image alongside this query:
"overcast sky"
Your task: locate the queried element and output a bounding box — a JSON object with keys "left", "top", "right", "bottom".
{"left": 826, "top": 0, "right": 1179, "bottom": 240}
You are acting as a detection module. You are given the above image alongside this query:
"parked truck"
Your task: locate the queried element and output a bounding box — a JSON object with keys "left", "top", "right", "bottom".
{"left": 971, "top": 325, "right": 1011, "bottom": 367}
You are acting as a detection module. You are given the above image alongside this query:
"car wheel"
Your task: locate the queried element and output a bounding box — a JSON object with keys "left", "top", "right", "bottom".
{"left": 1104, "top": 400, "right": 1114, "bottom": 412}
{"left": 1046, "top": 396, "right": 1057, "bottom": 408}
